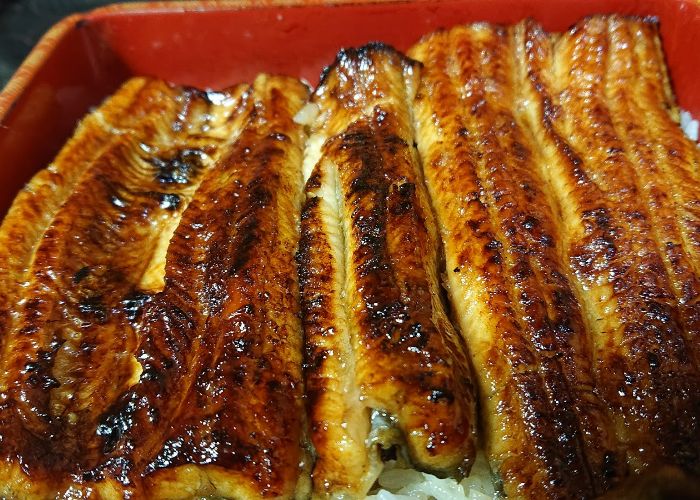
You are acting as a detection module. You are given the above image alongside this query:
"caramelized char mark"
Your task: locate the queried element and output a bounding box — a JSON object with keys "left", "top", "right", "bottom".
{"left": 0, "top": 78, "right": 184, "bottom": 358}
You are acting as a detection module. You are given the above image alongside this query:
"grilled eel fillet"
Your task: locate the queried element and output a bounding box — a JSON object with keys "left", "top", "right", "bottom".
{"left": 518, "top": 17, "right": 700, "bottom": 474}
{"left": 518, "top": 14, "right": 700, "bottom": 476}
{"left": 410, "top": 24, "right": 624, "bottom": 499}
{"left": 0, "top": 74, "right": 311, "bottom": 498}
{"left": 297, "top": 44, "right": 477, "bottom": 497}
{"left": 411, "top": 15, "right": 700, "bottom": 498}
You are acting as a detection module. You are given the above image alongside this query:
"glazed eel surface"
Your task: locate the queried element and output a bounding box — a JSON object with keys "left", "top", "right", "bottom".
{"left": 410, "top": 15, "right": 700, "bottom": 499}
{"left": 0, "top": 75, "right": 310, "bottom": 498}
{"left": 296, "top": 44, "right": 477, "bottom": 498}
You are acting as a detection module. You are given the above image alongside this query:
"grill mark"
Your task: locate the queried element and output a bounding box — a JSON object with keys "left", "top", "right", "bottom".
{"left": 149, "top": 148, "right": 207, "bottom": 185}
{"left": 332, "top": 122, "right": 402, "bottom": 321}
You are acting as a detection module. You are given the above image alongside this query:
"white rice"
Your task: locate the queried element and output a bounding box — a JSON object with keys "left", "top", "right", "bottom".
{"left": 366, "top": 452, "right": 497, "bottom": 500}
{"left": 294, "top": 101, "right": 321, "bottom": 128}
{"left": 681, "top": 109, "right": 699, "bottom": 142}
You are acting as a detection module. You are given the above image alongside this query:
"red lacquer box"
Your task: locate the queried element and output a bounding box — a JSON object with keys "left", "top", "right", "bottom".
{"left": 0, "top": 0, "right": 699, "bottom": 217}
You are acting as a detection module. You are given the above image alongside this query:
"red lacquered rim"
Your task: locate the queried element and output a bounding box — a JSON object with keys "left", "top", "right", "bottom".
{"left": 87, "top": 0, "right": 423, "bottom": 16}
{"left": 0, "top": 0, "right": 409, "bottom": 125}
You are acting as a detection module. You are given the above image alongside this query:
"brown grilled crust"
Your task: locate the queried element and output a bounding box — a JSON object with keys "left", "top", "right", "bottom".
{"left": 331, "top": 114, "right": 476, "bottom": 469}
{"left": 410, "top": 24, "right": 625, "bottom": 499}
{"left": 299, "top": 44, "right": 477, "bottom": 497}
{"left": 0, "top": 77, "right": 309, "bottom": 497}
{"left": 516, "top": 15, "right": 700, "bottom": 477}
